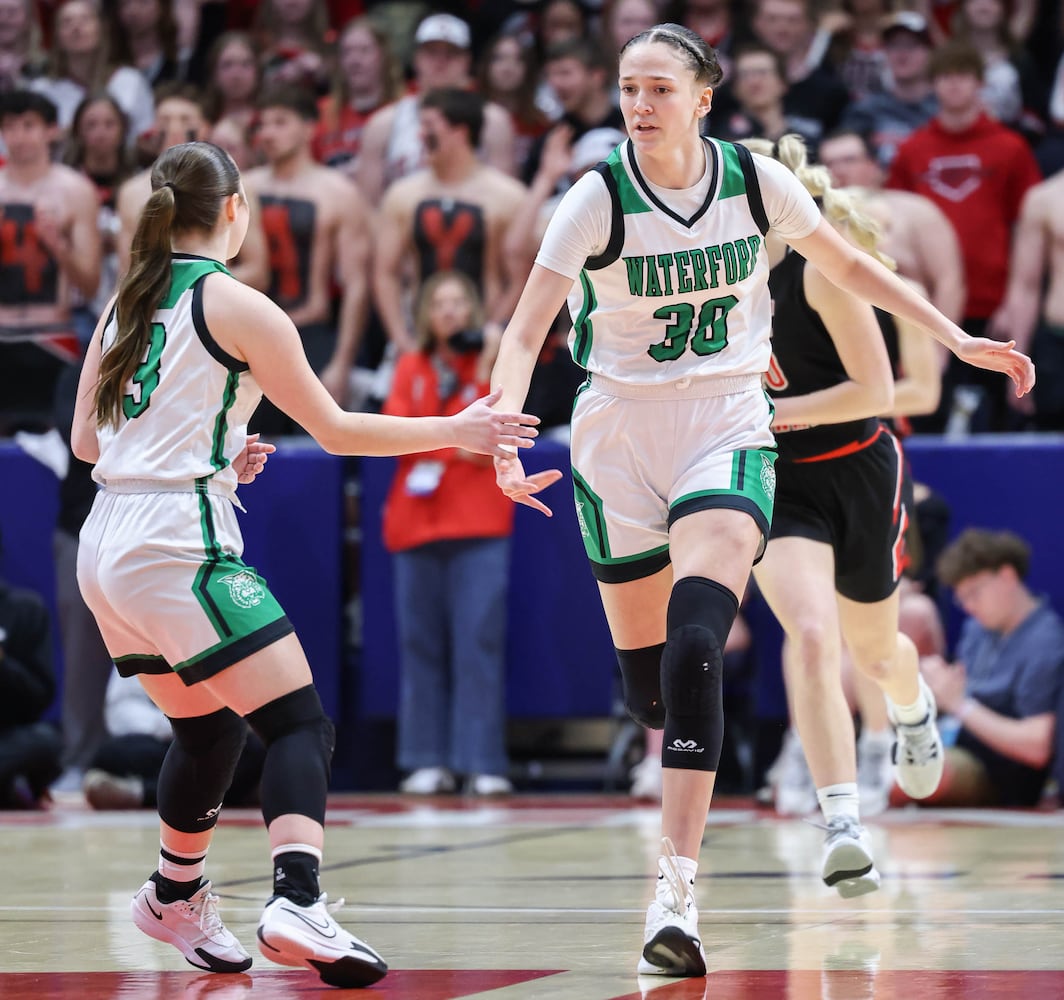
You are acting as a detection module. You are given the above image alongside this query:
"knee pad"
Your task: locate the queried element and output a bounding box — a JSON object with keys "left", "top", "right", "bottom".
{"left": 246, "top": 685, "right": 334, "bottom": 827}
{"left": 616, "top": 643, "right": 666, "bottom": 729}
{"left": 660, "top": 577, "right": 738, "bottom": 772}
{"left": 158, "top": 709, "right": 248, "bottom": 834}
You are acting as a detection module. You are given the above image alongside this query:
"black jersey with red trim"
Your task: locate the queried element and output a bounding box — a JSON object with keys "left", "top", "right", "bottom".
{"left": 259, "top": 195, "right": 316, "bottom": 311}
{"left": 0, "top": 202, "right": 60, "bottom": 305}
{"left": 413, "top": 198, "right": 486, "bottom": 293}
{"left": 767, "top": 249, "right": 879, "bottom": 461}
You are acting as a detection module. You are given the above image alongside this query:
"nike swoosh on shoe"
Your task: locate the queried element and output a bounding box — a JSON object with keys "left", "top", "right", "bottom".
{"left": 281, "top": 907, "right": 339, "bottom": 938}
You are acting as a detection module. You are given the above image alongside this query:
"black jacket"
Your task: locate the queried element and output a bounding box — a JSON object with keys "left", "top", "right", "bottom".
{"left": 0, "top": 579, "right": 55, "bottom": 727}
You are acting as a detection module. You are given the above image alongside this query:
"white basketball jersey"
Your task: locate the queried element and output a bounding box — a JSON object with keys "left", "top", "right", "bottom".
{"left": 567, "top": 138, "right": 773, "bottom": 385}
{"left": 93, "top": 255, "right": 262, "bottom": 495}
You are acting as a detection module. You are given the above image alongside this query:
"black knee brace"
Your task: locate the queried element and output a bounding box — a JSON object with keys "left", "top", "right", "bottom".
{"left": 246, "top": 685, "right": 334, "bottom": 827}
{"left": 660, "top": 577, "right": 738, "bottom": 772}
{"left": 157, "top": 708, "right": 248, "bottom": 834}
{"left": 616, "top": 644, "right": 666, "bottom": 729}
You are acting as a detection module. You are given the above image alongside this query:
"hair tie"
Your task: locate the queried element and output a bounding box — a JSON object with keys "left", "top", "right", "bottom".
{"left": 771, "top": 142, "right": 780, "bottom": 161}
{"left": 162, "top": 180, "right": 176, "bottom": 192}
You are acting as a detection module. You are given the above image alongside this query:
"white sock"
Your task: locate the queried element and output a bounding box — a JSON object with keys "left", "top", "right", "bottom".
{"left": 888, "top": 685, "right": 930, "bottom": 726}
{"left": 859, "top": 728, "right": 892, "bottom": 750}
{"left": 817, "top": 782, "right": 860, "bottom": 823}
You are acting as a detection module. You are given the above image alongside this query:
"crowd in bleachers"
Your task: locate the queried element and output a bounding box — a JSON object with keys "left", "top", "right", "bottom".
{"left": 2, "top": 0, "right": 1064, "bottom": 807}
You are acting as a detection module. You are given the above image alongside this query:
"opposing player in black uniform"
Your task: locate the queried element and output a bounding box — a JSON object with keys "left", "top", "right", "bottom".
{"left": 747, "top": 134, "right": 947, "bottom": 897}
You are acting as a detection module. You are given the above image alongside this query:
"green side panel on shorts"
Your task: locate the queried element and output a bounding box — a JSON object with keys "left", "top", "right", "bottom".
{"left": 571, "top": 272, "right": 596, "bottom": 368}
{"left": 716, "top": 141, "right": 746, "bottom": 201}
{"left": 188, "top": 550, "right": 287, "bottom": 653}
{"left": 606, "top": 148, "right": 652, "bottom": 215}
{"left": 162, "top": 259, "right": 230, "bottom": 309}
{"left": 672, "top": 447, "right": 778, "bottom": 524}
{"left": 208, "top": 370, "right": 241, "bottom": 471}
{"left": 571, "top": 466, "right": 610, "bottom": 561}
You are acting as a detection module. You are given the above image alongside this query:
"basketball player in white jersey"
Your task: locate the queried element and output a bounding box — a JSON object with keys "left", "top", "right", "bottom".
{"left": 489, "top": 23, "right": 1034, "bottom": 978}
{"left": 70, "top": 141, "right": 541, "bottom": 987}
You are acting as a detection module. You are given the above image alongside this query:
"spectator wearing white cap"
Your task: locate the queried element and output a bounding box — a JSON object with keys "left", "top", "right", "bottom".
{"left": 356, "top": 12, "right": 517, "bottom": 204}
{"left": 838, "top": 12, "right": 938, "bottom": 167}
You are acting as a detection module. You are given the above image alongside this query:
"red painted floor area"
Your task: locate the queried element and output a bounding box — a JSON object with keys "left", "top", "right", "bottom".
{"left": 0, "top": 969, "right": 1057, "bottom": 999}
{"left": 618, "top": 970, "right": 1064, "bottom": 999}
{"left": 0, "top": 969, "right": 560, "bottom": 999}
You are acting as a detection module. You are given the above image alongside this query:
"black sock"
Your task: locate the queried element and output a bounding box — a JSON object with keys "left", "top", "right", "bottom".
{"left": 150, "top": 870, "right": 204, "bottom": 904}
{"left": 272, "top": 850, "right": 320, "bottom": 906}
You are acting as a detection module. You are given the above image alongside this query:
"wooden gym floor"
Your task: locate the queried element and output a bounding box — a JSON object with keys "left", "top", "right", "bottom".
{"left": 2, "top": 794, "right": 1063, "bottom": 998}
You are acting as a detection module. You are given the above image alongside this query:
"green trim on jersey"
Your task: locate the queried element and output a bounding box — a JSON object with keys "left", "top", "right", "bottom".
{"left": 606, "top": 148, "right": 652, "bottom": 216}
{"left": 716, "top": 141, "right": 747, "bottom": 201}
{"left": 208, "top": 370, "right": 241, "bottom": 472}
{"left": 671, "top": 447, "right": 778, "bottom": 524}
{"left": 572, "top": 271, "right": 597, "bottom": 367}
{"left": 162, "top": 258, "right": 230, "bottom": 309}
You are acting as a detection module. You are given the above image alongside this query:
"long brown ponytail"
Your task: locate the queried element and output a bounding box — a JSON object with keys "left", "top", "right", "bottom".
{"left": 94, "top": 141, "right": 241, "bottom": 428}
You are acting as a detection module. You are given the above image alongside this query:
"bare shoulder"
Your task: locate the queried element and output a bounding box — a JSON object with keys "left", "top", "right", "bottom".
{"left": 50, "top": 163, "right": 97, "bottom": 198}
{"left": 242, "top": 165, "right": 270, "bottom": 191}
{"left": 1026, "top": 174, "right": 1064, "bottom": 213}
{"left": 480, "top": 164, "right": 526, "bottom": 201}
{"left": 380, "top": 170, "right": 424, "bottom": 211}
{"left": 117, "top": 169, "right": 151, "bottom": 209}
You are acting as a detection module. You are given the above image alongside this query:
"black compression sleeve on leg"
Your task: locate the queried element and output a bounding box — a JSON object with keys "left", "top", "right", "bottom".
{"left": 616, "top": 643, "right": 666, "bottom": 729}
{"left": 157, "top": 709, "right": 248, "bottom": 834}
{"left": 660, "top": 577, "right": 739, "bottom": 772}
{"left": 246, "top": 685, "right": 335, "bottom": 827}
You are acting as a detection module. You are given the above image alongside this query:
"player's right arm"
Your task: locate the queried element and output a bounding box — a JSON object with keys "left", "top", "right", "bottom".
{"left": 205, "top": 274, "right": 539, "bottom": 459}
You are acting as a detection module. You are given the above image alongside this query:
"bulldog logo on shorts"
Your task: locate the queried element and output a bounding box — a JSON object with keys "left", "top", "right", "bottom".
{"left": 760, "top": 454, "right": 776, "bottom": 502}
{"left": 219, "top": 569, "right": 266, "bottom": 609}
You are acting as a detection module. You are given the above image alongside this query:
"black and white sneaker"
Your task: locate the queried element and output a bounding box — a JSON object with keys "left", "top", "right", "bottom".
{"left": 256, "top": 893, "right": 388, "bottom": 988}
{"left": 636, "top": 838, "right": 707, "bottom": 977}
{"left": 131, "top": 878, "right": 252, "bottom": 973}
{"left": 821, "top": 816, "right": 881, "bottom": 899}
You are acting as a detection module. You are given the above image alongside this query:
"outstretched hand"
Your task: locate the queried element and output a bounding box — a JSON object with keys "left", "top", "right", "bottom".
{"left": 956, "top": 337, "right": 1036, "bottom": 397}
{"left": 494, "top": 453, "right": 564, "bottom": 516}
{"left": 234, "top": 433, "right": 276, "bottom": 484}
{"left": 454, "top": 387, "right": 542, "bottom": 459}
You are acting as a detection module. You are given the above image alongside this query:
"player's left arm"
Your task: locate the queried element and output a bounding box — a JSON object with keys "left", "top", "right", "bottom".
{"left": 790, "top": 218, "right": 1035, "bottom": 396}
{"left": 70, "top": 299, "right": 115, "bottom": 465}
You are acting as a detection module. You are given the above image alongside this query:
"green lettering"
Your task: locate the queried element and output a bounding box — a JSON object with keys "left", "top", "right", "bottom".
{"left": 675, "top": 250, "right": 693, "bottom": 294}
{"left": 734, "top": 238, "right": 750, "bottom": 281}
{"left": 747, "top": 235, "right": 762, "bottom": 271}
{"left": 690, "top": 249, "right": 708, "bottom": 291}
{"left": 656, "top": 253, "right": 675, "bottom": 296}
{"left": 706, "top": 245, "right": 722, "bottom": 289}
{"left": 722, "top": 242, "right": 737, "bottom": 285}
{"left": 645, "top": 256, "right": 663, "bottom": 297}
{"left": 624, "top": 256, "right": 645, "bottom": 296}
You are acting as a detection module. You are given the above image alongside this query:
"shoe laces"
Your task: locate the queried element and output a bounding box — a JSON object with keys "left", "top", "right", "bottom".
{"left": 808, "top": 814, "right": 864, "bottom": 843}
{"left": 191, "top": 889, "right": 226, "bottom": 939}
{"left": 656, "top": 837, "right": 693, "bottom": 915}
{"left": 895, "top": 714, "right": 940, "bottom": 766}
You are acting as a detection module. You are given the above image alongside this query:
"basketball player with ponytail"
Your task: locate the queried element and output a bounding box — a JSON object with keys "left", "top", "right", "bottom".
{"left": 744, "top": 133, "right": 949, "bottom": 895}
{"left": 71, "top": 141, "right": 540, "bottom": 987}
{"left": 489, "top": 24, "right": 1033, "bottom": 977}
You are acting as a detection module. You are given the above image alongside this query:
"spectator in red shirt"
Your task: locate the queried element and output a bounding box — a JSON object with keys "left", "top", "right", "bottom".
{"left": 382, "top": 272, "right": 558, "bottom": 798}
{"left": 887, "top": 41, "right": 1041, "bottom": 431}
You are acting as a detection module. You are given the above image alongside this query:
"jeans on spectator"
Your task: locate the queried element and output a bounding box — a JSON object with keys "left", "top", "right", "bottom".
{"left": 394, "top": 537, "right": 510, "bottom": 778}
{"left": 54, "top": 529, "right": 114, "bottom": 772}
